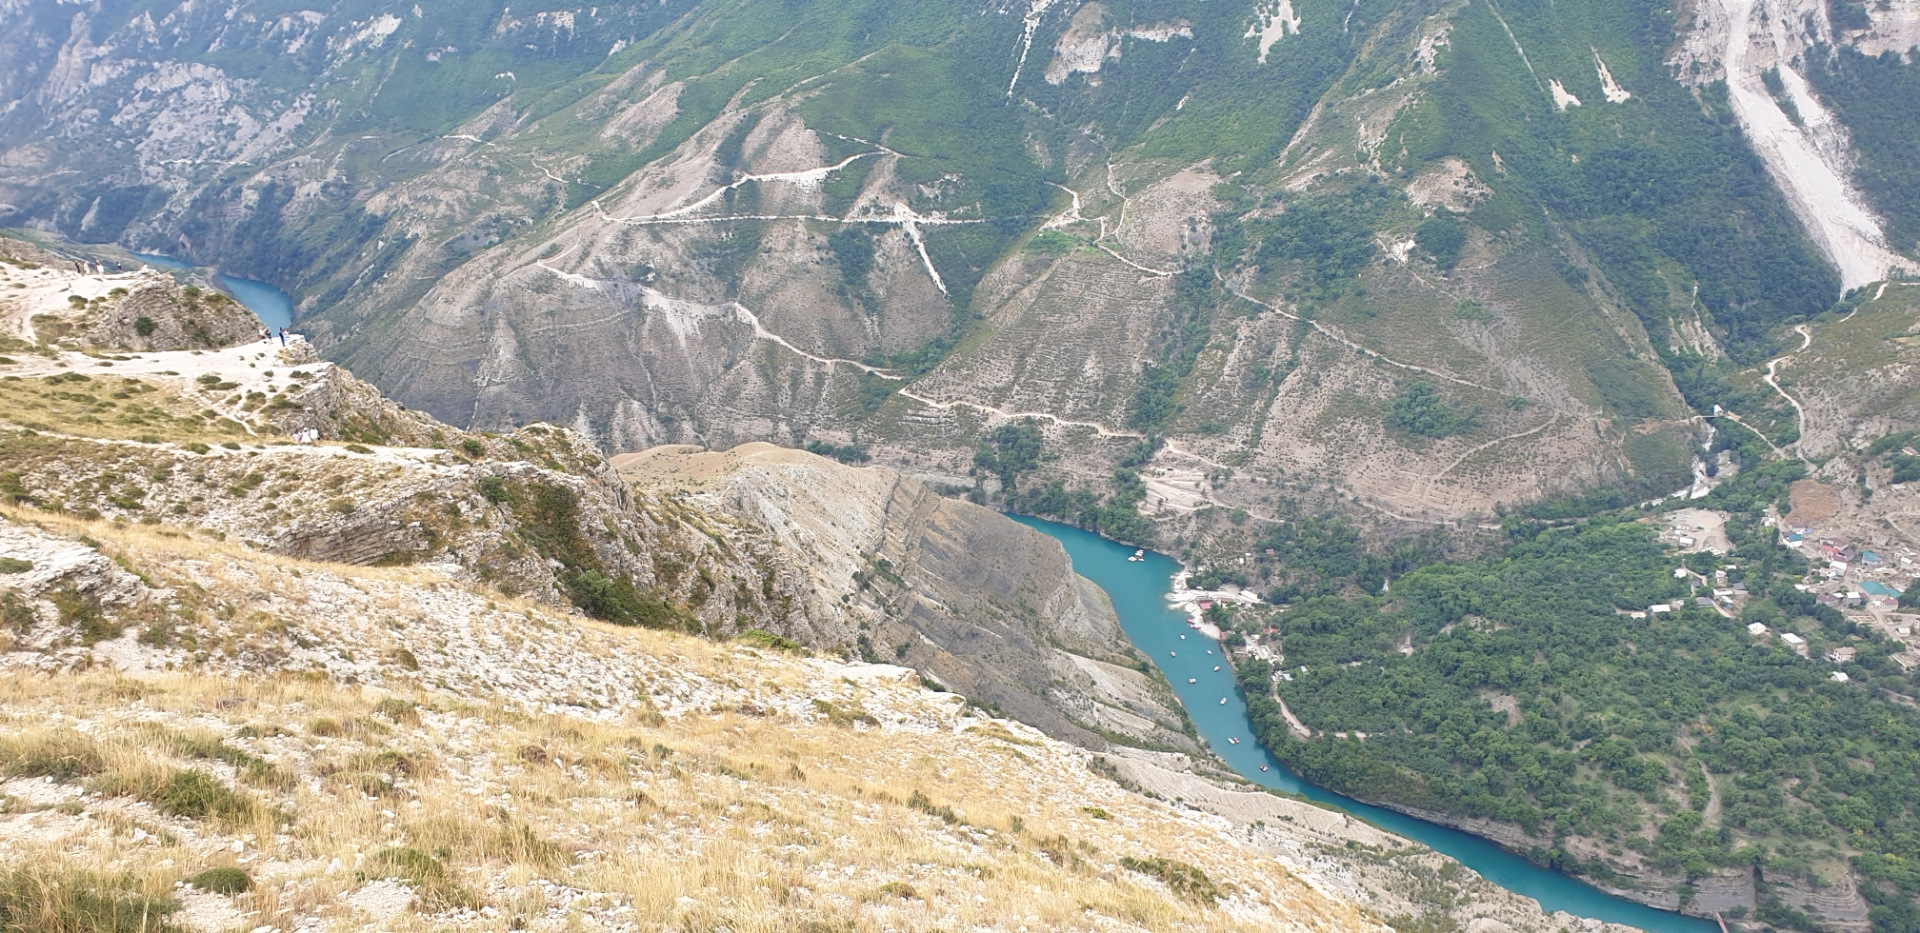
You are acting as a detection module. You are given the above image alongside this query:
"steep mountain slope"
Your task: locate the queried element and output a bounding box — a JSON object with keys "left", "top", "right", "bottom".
{"left": 1672, "top": 0, "right": 1920, "bottom": 283}
{"left": 0, "top": 257, "right": 1637, "bottom": 933}
{"left": 4, "top": 0, "right": 1908, "bottom": 532}
{"left": 618, "top": 442, "right": 1195, "bottom": 750}
{"left": 3, "top": 513, "right": 1367, "bottom": 933}
{"left": 0, "top": 250, "right": 1195, "bottom": 752}
{"left": 0, "top": 504, "right": 1641, "bottom": 933}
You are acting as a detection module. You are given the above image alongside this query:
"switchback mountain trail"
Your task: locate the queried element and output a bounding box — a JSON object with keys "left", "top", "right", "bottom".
{"left": 1760, "top": 322, "right": 1811, "bottom": 465}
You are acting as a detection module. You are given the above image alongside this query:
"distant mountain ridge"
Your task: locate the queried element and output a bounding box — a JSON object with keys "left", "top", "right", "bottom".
{"left": 1, "top": 0, "right": 1917, "bottom": 531}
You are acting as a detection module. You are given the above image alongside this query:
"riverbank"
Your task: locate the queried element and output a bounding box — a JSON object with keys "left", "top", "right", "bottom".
{"left": 1099, "top": 745, "right": 1650, "bottom": 933}
{"left": 1012, "top": 514, "right": 1720, "bottom": 933}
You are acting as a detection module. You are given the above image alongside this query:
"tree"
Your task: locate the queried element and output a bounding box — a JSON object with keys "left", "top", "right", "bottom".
{"left": 1415, "top": 214, "right": 1467, "bottom": 270}
{"left": 1388, "top": 382, "right": 1480, "bottom": 438}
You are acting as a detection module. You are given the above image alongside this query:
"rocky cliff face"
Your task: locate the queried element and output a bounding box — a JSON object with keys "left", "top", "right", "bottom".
{"left": 0, "top": 360, "right": 1191, "bottom": 750}
{"left": 618, "top": 443, "right": 1196, "bottom": 751}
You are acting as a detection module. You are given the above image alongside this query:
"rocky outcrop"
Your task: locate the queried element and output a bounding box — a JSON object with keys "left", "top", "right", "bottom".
{"left": 65, "top": 282, "right": 259, "bottom": 351}
{"left": 618, "top": 443, "right": 1196, "bottom": 751}
{"left": 0, "top": 234, "right": 257, "bottom": 351}
{"left": 260, "top": 357, "right": 450, "bottom": 447}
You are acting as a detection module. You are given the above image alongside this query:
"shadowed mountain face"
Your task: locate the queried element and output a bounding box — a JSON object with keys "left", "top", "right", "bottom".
{"left": 1, "top": 0, "right": 1916, "bottom": 529}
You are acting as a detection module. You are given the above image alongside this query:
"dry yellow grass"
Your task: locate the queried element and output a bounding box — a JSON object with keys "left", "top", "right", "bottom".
{"left": 0, "top": 511, "right": 1378, "bottom": 933}
{"left": 0, "top": 372, "right": 259, "bottom": 444}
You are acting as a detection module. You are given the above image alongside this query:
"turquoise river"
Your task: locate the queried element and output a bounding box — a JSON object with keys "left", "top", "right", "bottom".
{"left": 1010, "top": 515, "right": 1716, "bottom": 933}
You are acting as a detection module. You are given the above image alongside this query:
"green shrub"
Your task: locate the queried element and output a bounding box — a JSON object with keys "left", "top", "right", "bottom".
{"left": 738, "top": 629, "right": 804, "bottom": 652}
{"left": 128, "top": 769, "right": 259, "bottom": 825}
{"left": 1415, "top": 214, "right": 1467, "bottom": 270}
{"left": 0, "top": 557, "right": 31, "bottom": 573}
{"left": 1387, "top": 382, "right": 1480, "bottom": 438}
{"left": 185, "top": 867, "right": 251, "bottom": 895}
{"left": 344, "top": 444, "right": 373, "bottom": 455}
{"left": 563, "top": 568, "right": 676, "bottom": 629}
{"left": 476, "top": 476, "right": 510, "bottom": 503}
{"left": 50, "top": 587, "right": 119, "bottom": 645}
{"left": 1119, "top": 855, "right": 1221, "bottom": 904}
{"left": 511, "top": 483, "right": 684, "bottom": 629}
{"left": 1254, "top": 185, "right": 1395, "bottom": 288}
{"left": 907, "top": 789, "right": 959, "bottom": 824}
{"left": 133, "top": 317, "right": 158, "bottom": 337}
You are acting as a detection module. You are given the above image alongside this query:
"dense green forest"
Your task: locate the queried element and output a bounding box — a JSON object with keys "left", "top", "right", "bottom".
{"left": 1231, "top": 470, "right": 1920, "bottom": 929}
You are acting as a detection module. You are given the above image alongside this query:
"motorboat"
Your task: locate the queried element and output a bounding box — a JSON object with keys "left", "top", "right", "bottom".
{"left": 1187, "top": 678, "right": 1196, "bottom": 684}
{"left": 1169, "top": 651, "right": 1176, "bottom": 657}
{"left": 1218, "top": 697, "right": 1227, "bottom": 705}
{"left": 1260, "top": 765, "right": 1269, "bottom": 772}
{"left": 1212, "top": 666, "right": 1220, "bottom": 672}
